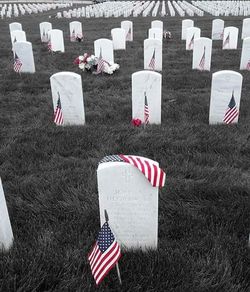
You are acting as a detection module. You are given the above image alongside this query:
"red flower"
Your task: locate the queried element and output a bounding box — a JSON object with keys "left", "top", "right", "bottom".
{"left": 131, "top": 118, "right": 142, "bottom": 127}
{"left": 73, "top": 57, "right": 80, "bottom": 65}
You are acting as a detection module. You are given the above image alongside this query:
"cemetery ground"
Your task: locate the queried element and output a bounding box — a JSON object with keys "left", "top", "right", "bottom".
{"left": 0, "top": 11, "right": 250, "bottom": 292}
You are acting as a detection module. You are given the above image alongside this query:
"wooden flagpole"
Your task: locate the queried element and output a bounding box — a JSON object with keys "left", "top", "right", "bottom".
{"left": 104, "top": 209, "right": 122, "bottom": 285}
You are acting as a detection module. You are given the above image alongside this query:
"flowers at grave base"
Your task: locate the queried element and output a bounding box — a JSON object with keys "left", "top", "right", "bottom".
{"left": 131, "top": 118, "right": 142, "bottom": 127}
{"left": 163, "top": 30, "right": 172, "bottom": 39}
{"left": 74, "top": 53, "right": 120, "bottom": 75}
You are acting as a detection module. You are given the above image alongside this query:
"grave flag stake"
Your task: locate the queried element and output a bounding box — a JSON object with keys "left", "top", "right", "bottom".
{"left": 104, "top": 209, "right": 122, "bottom": 286}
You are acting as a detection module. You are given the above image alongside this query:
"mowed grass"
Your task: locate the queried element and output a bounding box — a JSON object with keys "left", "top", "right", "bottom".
{"left": 0, "top": 8, "right": 250, "bottom": 291}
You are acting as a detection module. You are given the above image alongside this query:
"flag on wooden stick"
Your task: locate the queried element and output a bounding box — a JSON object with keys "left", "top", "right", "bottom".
{"left": 54, "top": 92, "right": 63, "bottom": 125}
{"left": 144, "top": 92, "right": 149, "bottom": 125}
{"left": 198, "top": 46, "right": 206, "bottom": 71}
{"left": 223, "top": 91, "right": 239, "bottom": 124}
{"left": 88, "top": 221, "right": 121, "bottom": 286}
{"left": 13, "top": 52, "right": 22, "bottom": 73}
{"left": 99, "top": 155, "right": 166, "bottom": 188}
{"left": 148, "top": 49, "right": 156, "bottom": 70}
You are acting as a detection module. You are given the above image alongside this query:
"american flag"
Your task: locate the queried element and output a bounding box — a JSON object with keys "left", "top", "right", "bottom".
{"left": 71, "top": 29, "right": 76, "bottom": 41}
{"left": 41, "top": 29, "right": 47, "bottom": 42}
{"left": 54, "top": 92, "right": 63, "bottom": 125}
{"left": 223, "top": 33, "right": 230, "bottom": 49}
{"left": 223, "top": 91, "right": 239, "bottom": 124}
{"left": 144, "top": 92, "right": 149, "bottom": 125}
{"left": 246, "top": 60, "right": 250, "bottom": 71}
{"left": 220, "top": 29, "right": 224, "bottom": 40}
{"left": 126, "top": 27, "right": 131, "bottom": 41}
{"left": 148, "top": 49, "right": 156, "bottom": 70}
{"left": 188, "top": 34, "right": 195, "bottom": 50}
{"left": 88, "top": 222, "right": 121, "bottom": 286}
{"left": 13, "top": 52, "right": 22, "bottom": 73}
{"left": 99, "top": 155, "right": 166, "bottom": 188}
{"left": 47, "top": 39, "right": 52, "bottom": 52}
{"left": 198, "top": 47, "right": 206, "bottom": 71}
{"left": 96, "top": 48, "right": 105, "bottom": 74}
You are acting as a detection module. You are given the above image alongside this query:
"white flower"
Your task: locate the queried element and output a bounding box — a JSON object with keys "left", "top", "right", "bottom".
{"left": 79, "top": 63, "right": 85, "bottom": 70}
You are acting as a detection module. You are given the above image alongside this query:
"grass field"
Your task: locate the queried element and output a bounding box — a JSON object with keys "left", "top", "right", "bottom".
{"left": 0, "top": 7, "right": 250, "bottom": 291}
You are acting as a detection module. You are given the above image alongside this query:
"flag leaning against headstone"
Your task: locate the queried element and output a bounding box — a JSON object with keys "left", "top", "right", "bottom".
{"left": 144, "top": 92, "right": 149, "bottom": 125}
{"left": 96, "top": 48, "right": 105, "bottom": 74}
{"left": 54, "top": 92, "right": 63, "bottom": 125}
{"left": 99, "top": 155, "right": 166, "bottom": 188}
{"left": 246, "top": 60, "right": 250, "bottom": 71}
{"left": 126, "top": 27, "right": 131, "bottom": 41}
{"left": 88, "top": 221, "right": 121, "bottom": 286}
{"left": 223, "top": 33, "right": 230, "bottom": 48}
{"left": 199, "top": 47, "right": 206, "bottom": 71}
{"left": 71, "top": 29, "right": 76, "bottom": 41}
{"left": 223, "top": 91, "right": 239, "bottom": 124}
{"left": 47, "top": 38, "right": 52, "bottom": 52}
{"left": 188, "top": 34, "right": 195, "bottom": 50}
{"left": 41, "top": 29, "right": 47, "bottom": 42}
{"left": 13, "top": 52, "right": 22, "bottom": 73}
{"left": 148, "top": 49, "right": 156, "bottom": 70}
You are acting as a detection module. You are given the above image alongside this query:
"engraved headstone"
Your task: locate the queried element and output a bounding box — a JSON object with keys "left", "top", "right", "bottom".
{"left": 39, "top": 22, "right": 52, "bottom": 43}
{"left": 49, "top": 29, "right": 65, "bottom": 52}
{"left": 181, "top": 19, "right": 194, "bottom": 40}
{"left": 94, "top": 38, "right": 114, "bottom": 63}
{"left": 211, "top": 19, "right": 224, "bottom": 40}
{"left": 121, "top": 20, "right": 133, "bottom": 41}
{"left": 132, "top": 71, "right": 162, "bottom": 124}
{"left": 240, "top": 37, "right": 250, "bottom": 70}
{"left": 111, "top": 28, "right": 126, "bottom": 50}
{"left": 0, "top": 178, "right": 14, "bottom": 252}
{"left": 241, "top": 18, "right": 250, "bottom": 39}
{"left": 144, "top": 38, "right": 162, "bottom": 71}
{"left": 148, "top": 28, "right": 162, "bottom": 40}
{"left": 13, "top": 41, "right": 35, "bottom": 73}
{"left": 50, "top": 72, "right": 85, "bottom": 126}
{"left": 69, "top": 21, "right": 82, "bottom": 41}
{"left": 151, "top": 20, "right": 163, "bottom": 31}
{"left": 222, "top": 27, "right": 238, "bottom": 50}
{"left": 10, "top": 30, "right": 26, "bottom": 45}
{"left": 209, "top": 70, "right": 242, "bottom": 124}
{"left": 186, "top": 27, "right": 201, "bottom": 50}
{"left": 9, "top": 22, "right": 22, "bottom": 33}
{"left": 192, "top": 37, "right": 212, "bottom": 71}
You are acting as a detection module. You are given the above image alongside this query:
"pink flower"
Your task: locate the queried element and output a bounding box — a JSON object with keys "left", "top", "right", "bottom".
{"left": 73, "top": 57, "right": 80, "bottom": 65}
{"left": 131, "top": 118, "right": 142, "bottom": 127}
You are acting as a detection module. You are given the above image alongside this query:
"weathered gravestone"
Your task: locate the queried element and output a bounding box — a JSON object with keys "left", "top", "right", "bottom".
{"left": 9, "top": 22, "right": 22, "bottom": 33}
{"left": 241, "top": 18, "right": 250, "bottom": 39}
{"left": 48, "top": 29, "right": 65, "bottom": 53}
{"left": 111, "top": 28, "right": 126, "bottom": 50}
{"left": 39, "top": 22, "right": 52, "bottom": 42}
{"left": 94, "top": 38, "right": 114, "bottom": 63}
{"left": 10, "top": 30, "right": 26, "bottom": 45}
{"left": 13, "top": 41, "right": 35, "bottom": 73}
{"left": 240, "top": 37, "right": 250, "bottom": 70}
{"left": 97, "top": 155, "right": 166, "bottom": 250}
{"left": 192, "top": 37, "right": 212, "bottom": 71}
{"left": 132, "top": 71, "right": 162, "bottom": 124}
{"left": 144, "top": 38, "right": 162, "bottom": 71}
{"left": 186, "top": 27, "right": 201, "bottom": 50}
{"left": 148, "top": 28, "right": 162, "bottom": 40}
{"left": 0, "top": 178, "right": 14, "bottom": 252}
{"left": 211, "top": 19, "right": 224, "bottom": 40}
{"left": 181, "top": 19, "right": 194, "bottom": 40}
{"left": 209, "top": 70, "right": 242, "bottom": 125}
{"left": 50, "top": 72, "right": 85, "bottom": 126}
{"left": 121, "top": 20, "right": 133, "bottom": 41}
{"left": 222, "top": 27, "right": 238, "bottom": 50}
{"left": 69, "top": 21, "right": 82, "bottom": 41}
{"left": 151, "top": 20, "right": 163, "bottom": 31}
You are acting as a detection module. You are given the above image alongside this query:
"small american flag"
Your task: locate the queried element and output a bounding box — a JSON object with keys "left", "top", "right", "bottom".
{"left": 223, "top": 91, "right": 239, "bottom": 124}
{"left": 47, "top": 39, "right": 52, "bottom": 52}
{"left": 198, "top": 47, "right": 206, "bottom": 71}
{"left": 41, "top": 29, "right": 47, "bottom": 42}
{"left": 148, "top": 49, "right": 156, "bottom": 70}
{"left": 246, "top": 60, "right": 250, "bottom": 71}
{"left": 99, "top": 155, "right": 166, "bottom": 188}
{"left": 220, "top": 29, "right": 224, "bottom": 40}
{"left": 13, "top": 52, "right": 22, "bottom": 73}
{"left": 13, "top": 36, "right": 17, "bottom": 43}
{"left": 54, "top": 92, "right": 63, "bottom": 125}
{"left": 70, "top": 29, "right": 76, "bottom": 41}
{"left": 188, "top": 34, "right": 195, "bottom": 50}
{"left": 88, "top": 222, "right": 121, "bottom": 286}
{"left": 126, "top": 27, "right": 131, "bottom": 41}
{"left": 144, "top": 92, "right": 149, "bottom": 125}
{"left": 96, "top": 48, "right": 105, "bottom": 74}
{"left": 223, "top": 33, "right": 230, "bottom": 49}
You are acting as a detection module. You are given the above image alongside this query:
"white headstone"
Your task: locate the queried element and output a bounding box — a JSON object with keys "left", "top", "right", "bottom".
{"left": 132, "top": 71, "right": 162, "bottom": 124}
{"left": 209, "top": 70, "right": 242, "bottom": 125}
{"left": 97, "top": 157, "right": 159, "bottom": 250}
{"left": 49, "top": 29, "right": 65, "bottom": 52}
{"left": 192, "top": 37, "right": 212, "bottom": 71}
{"left": 121, "top": 20, "right": 133, "bottom": 41}
{"left": 10, "top": 30, "right": 26, "bottom": 45}
{"left": 9, "top": 22, "right": 22, "bottom": 33}
{"left": 240, "top": 37, "right": 250, "bottom": 70}
{"left": 69, "top": 21, "right": 83, "bottom": 41}
{"left": 144, "top": 38, "right": 162, "bottom": 71}
{"left": 111, "top": 28, "right": 126, "bottom": 50}
{"left": 242, "top": 18, "right": 250, "bottom": 39}
{"left": 211, "top": 19, "right": 224, "bottom": 40}
{"left": 151, "top": 20, "right": 163, "bottom": 31}
{"left": 94, "top": 38, "right": 114, "bottom": 63}
{"left": 39, "top": 22, "right": 52, "bottom": 42}
{"left": 148, "top": 28, "right": 162, "bottom": 40}
{"left": 50, "top": 72, "right": 85, "bottom": 126}
{"left": 181, "top": 19, "right": 194, "bottom": 40}
{"left": 13, "top": 41, "right": 35, "bottom": 73}
{"left": 0, "top": 178, "right": 13, "bottom": 252}
{"left": 186, "top": 27, "right": 201, "bottom": 50}
{"left": 222, "top": 27, "right": 238, "bottom": 50}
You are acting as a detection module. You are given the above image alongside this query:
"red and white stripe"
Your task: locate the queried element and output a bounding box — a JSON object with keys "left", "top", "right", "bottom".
{"left": 246, "top": 60, "right": 250, "bottom": 71}
{"left": 54, "top": 107, "right": 63, "bottom": 125}
{"left": 144, "top": 104, "right": 149, "bottom": 124}
{"left": 96, "top": 58, "right": 105, "bottom": 74}
{"left": 119, "top": 154, "right": 166, "bottom": 188}
{"left": 223, "top": 106, "right": 239, "bottom": 124}
{"left": 88, "top": 241, "right": 121, "bottom": 285}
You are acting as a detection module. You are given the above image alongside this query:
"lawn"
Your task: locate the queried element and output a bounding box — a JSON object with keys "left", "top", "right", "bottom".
{"left": 0, "top": 7, "right": 250, "bottom": 292}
